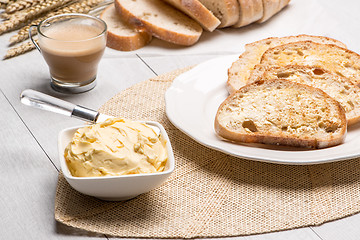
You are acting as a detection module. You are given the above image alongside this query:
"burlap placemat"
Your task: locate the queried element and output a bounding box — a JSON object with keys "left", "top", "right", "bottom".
{"left": 55, "top": 67, "right": 360, "bottom": 238}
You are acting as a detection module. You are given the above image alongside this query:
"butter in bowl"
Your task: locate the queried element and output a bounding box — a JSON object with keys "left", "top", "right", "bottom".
{"left": 58, "top": 118, "right": 175, "bottom": 201}
{"left": 20, "top": 89, "right": 175, "bottom": 201}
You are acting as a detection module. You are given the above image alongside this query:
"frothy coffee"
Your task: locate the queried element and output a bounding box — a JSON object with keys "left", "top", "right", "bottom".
{"left": 39, "top": 21, "right": 106, "bottom": 84}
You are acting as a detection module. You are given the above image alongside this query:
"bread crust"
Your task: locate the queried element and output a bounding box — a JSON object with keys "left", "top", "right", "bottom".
{"left": 245, "top": 34, "right": 347, "bottom": 50}
{"left": 232, "top": 0, "right": 263, "bottom": 27}
{"left": 100, "top": 4, "right": 152, "bottom": 51}
{"left": 161, "top": 0, "right": 220, "bottom": 31}
{"left": 106, "top": 29, "right": 152, "bottom": 51}
{"left": 226, "top": 35, "right": 348, "bottom": 94}
{"left": 114, "top": 0, "right": 203, "bottom": 46}
{"left": 215, "top": 79, "right": 347, "bottom": 149}
{"left": 258, "top": 0, "right": 290, "bottom": 23}
{"left": 198, "top": 0, "right": 240, "bottom": 28}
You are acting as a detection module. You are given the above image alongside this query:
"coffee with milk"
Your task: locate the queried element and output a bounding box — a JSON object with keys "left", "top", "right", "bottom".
{"left": 31, "top": 14, "right": 107, "bottom": 93}
{"left": 39, "top": 22, "right": 105, "bottom": 84}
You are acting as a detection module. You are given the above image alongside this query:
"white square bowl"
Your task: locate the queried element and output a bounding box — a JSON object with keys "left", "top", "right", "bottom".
{"left": 58, "top": 121, "right": 175, "bottom": 201}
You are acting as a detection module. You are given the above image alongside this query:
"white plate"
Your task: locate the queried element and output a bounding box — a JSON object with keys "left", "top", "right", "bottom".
{"left": 165, "top": 55, "right": 360, "bottom": 165}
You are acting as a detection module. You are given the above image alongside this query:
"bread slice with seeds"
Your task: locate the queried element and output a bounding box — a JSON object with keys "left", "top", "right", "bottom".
{"left": 248, "top": 65, "right": 360, "bottom": 125}
{"left": 227, "top": 35, "right": 347, "bottom": 94}
{"left": 260, "top": 41, "right": 360, "bottom": 86}
{"left": 215, "top": 79, "right": 347, "bottom": 149}
{"left": 161, "top": 0, "right": 220, "bottom": 31}
{"left": 114, "top": 0, "right": 203, "bottom": 46}
{"left": 100, "top": 4, "right": 152, "bottom": 51}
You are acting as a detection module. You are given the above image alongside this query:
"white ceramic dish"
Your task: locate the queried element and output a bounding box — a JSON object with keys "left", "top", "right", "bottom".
{"left": 58, "top": 121, "right": 175, "bottom": 201}
{"left": 165, "top": 55, "right": 360, "bottom": 165}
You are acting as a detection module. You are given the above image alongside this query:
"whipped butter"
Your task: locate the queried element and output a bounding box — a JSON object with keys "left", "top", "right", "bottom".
{"left": 64, "top": 118, "right": 168, "bottom": 177}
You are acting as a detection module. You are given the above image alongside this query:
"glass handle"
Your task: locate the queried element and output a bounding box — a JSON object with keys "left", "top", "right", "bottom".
{"left": 20, "top": 89, "right": 99, "bottom": 123}
{"left": 29, "top": 25, "right": 41, "bottom": 52}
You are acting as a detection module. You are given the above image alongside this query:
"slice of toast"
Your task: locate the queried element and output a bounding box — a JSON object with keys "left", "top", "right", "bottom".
{"left": 248, "top": 65, "right": 360, "bottom": 125}
{"left": 260, "top": 41, "right": 360, "bottom": 86}
{"left": 232, "top": 0, "right": 263, "bottom": 28}
{"left": 215, "top": 79, "right": 347, "bottom": 149}
{"left": 100, "top": 4, "right": 152, "bottom": 51}
{"left": 161, "top": 0, "right": 220, "bottom": 31}
{"left": 114, "top": 0, "right": 203, "bottom": 46}
{"left": 198, "top": 0, "right": 240, "bottom": 28}
{"left": 227, "top": 35, "right": 347, "bottom": 94}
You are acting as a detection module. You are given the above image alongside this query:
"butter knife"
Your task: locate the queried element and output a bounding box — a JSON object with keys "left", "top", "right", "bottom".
{"left": 20, "top": 89, "right": 113, "bottom": 123}
{"left": 20, "top": 89, "right": 160, "bottom": 135}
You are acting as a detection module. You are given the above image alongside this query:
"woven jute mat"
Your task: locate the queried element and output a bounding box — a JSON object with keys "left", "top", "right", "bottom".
{"left": 55, "top": 67, "right": 360, "bottom": 238}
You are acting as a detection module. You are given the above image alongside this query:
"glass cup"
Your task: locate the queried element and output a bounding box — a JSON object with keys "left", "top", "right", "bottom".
{"left": 29, "top": 13, "right": 107, "bottom": 93}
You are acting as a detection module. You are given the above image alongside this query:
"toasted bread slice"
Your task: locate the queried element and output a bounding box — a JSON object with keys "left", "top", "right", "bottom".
{"left": 161, "top": 0, "right": 220, "bottom": 31}
{"left": 114, "top": 0, "right": 203, "bottom": 46}
{"left": 260, "top": 41, "right": 360, "bottom": 85}
{"left": 198, "top": 0, "right": 240, "bottom": 28}
{"left": 215, "top": 79, "right": 347, "bottom": 149}
{"left": 100, "top": 4, "right": 152, "bottom": 51}
{"left": 258, "top": 0, "right": 290, "bottom": 23}
{"left": 227, "top": 35, "right": 347, "bottom": 94}
{"left": 232, "top": 0, "right": 263, "bottom": 28}
{"left": 249, "top": 65, "right": 360, "bottom": 125}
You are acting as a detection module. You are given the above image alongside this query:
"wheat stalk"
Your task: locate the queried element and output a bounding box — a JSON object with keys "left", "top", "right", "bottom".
{"left": 3, "top": 38, "right": 36, "bottom": 59}
{"left": 0, "top": 0, "right": 74, "bottom": 35}
{"left": 5, "top": 0, "right": 42, "bottom": 13}
{"left": 0, "top": 0, "right": 14, "bottom": 4}
{"left": 9, "top": 0, "right": 107, "bottom": 44}
{"left": 1, "top": 0, "right": 77, "bottom": 19}
{"left": 0, "top": 12, "right": 9, "bottom": 19}
{"left": 0, "top": 0, "right": 15, "bottom": 9}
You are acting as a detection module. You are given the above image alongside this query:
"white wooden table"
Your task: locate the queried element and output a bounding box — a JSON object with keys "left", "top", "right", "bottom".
{"left": 1, "top": 0, "right": 360, "bottom": 239}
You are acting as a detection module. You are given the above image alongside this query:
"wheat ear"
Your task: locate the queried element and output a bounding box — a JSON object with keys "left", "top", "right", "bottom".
{"left": 0, "top": 0, "right": 16, "bottom": 9}
{"left": 0, "top": 0, "right": 74, "bottom": 35}
{"left": 5, "top": 0, "right": 42, "bottom": 13}
{"left": 3, "top": 39, "right": 36, "bottom": 59}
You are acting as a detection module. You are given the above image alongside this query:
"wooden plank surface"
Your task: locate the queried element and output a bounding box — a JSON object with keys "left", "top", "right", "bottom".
{"left": 1, "top": 0, "right": 360, "bottom": 237}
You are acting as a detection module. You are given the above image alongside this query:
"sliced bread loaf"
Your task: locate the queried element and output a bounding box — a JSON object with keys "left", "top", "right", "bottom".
{"left": 227, "top": 35, "right": 347, "bottom": 94}
{"left": 198, "top": 0, "right": 240, "bottom": 28}
{"left": 215, "top": 79, "right": 347, "bottom": 149}
{"left": 260, "top": 41, "right": 360, "bottom": 85}
{"left": 258, "top": 0, "right": 290, "bottom": 23}
{"left": 232, "top": 0, "right": 263, "bottom": 28}
{"left": 248, "top": 65, "right": 360, "bottom": 125}
{"left": 114, "top": 0, "right": 203, "bottom": 46}
{"left": 161, "top": 0, "right": 220, "bottom": 31}
{"left": 100, "top": 4, "right": 152, "bottom": 51}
